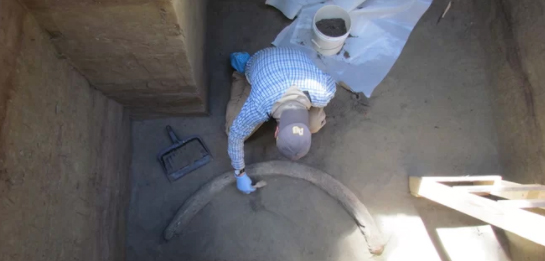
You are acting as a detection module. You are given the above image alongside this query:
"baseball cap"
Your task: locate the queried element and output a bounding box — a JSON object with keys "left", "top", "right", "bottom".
{"left": 276, "top": 108, "right": 311, "bottom": 160}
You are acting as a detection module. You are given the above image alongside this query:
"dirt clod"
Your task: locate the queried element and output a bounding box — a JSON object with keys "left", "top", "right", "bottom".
{"left": 316, "top": 18, "right": 347, "bottom": 37}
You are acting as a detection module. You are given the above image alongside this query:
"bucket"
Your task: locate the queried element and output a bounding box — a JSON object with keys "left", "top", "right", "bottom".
{"left": 312, "top": 5, "right": 352, "bottom": 56}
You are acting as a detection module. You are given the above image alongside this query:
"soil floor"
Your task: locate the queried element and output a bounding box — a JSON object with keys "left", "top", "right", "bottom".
{"left": 127, "top": 0, "right": 532, "bottom": 260}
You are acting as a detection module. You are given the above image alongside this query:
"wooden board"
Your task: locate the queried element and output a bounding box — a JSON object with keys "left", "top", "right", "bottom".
{"left": 410, "top": 176, "right": 545, "bottom": 246}
{"left": 497, "top": 199, "right": 545, "bottom": 208}
{"left": 492, "top": 181, "right": 545, "bottom": 201}
{"left": 452, "top": 185, "right": 545, "bottom": 193}
{"left": 414, "top": 175, "right": 502, "bottom": 183}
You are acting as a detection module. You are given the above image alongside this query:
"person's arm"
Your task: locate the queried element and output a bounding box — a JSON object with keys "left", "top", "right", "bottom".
{"left": 228, "top": 96, "right": 268, "bottom": 193}
{"left": 310, "top": 76, "right": 337, "bottom": 108}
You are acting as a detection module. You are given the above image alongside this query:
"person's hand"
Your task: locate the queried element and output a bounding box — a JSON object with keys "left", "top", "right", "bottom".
{"left": 235, "top": 172, "right": 256, "bottom": 194}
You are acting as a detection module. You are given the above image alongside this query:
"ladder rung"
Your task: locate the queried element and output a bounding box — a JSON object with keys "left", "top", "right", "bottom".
{"left": 497, "top": 199, "right": 545, "bottom": 208}
{"left": 453, "top": 185, "right": 545, "bottom": 193}
{"left": 421, "top": 175, "right": 502, "bottom": 182}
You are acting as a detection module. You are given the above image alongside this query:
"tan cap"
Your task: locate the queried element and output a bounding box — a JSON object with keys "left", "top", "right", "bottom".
{"left": 276, "top": 108, "right": 311, "bottom": 160}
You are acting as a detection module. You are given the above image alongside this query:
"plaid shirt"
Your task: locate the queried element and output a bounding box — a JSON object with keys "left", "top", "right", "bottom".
{"left": 228, "top": 47, "right": 336, "bottom": 170}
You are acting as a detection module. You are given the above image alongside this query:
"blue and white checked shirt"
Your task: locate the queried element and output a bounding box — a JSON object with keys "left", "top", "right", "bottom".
{"left": 228, "top": 47, "right": 337, "bottom": 170}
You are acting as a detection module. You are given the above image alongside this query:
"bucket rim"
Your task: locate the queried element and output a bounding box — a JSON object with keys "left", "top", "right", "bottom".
{"left": 312, "top": 5, "right": 352, "bottom": 39}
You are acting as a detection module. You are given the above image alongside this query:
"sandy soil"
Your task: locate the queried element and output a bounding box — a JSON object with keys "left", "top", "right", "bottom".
{"left": 126, "top": 0, "right": 543, "bottom": 260}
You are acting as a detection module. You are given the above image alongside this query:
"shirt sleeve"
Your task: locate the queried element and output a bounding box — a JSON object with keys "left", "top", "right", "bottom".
{"left": 311, "top": 75, "right": 337, "bottom": 108}
{"left": 228, "top": 96, "right": 269, "bottom": 170}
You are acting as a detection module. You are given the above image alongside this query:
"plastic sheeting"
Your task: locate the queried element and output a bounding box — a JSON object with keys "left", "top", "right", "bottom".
{"left": 269, "top": 0, "right": 432, "bottom": 97}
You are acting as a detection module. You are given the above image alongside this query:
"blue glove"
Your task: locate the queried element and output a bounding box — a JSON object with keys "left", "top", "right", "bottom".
{"left": 235, "top": 172, "right": 256, "bottom": 194}
{"left": 230, "top": 52, "right": 250, "bottom": 73}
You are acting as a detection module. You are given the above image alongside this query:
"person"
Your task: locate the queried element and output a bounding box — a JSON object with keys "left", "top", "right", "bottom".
{"left": 225, "top": 47, "right": 336, "bottom": 194}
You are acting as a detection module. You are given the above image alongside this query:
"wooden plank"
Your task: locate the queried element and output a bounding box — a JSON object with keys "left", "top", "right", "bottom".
{"left": 491, "top": 181, "right": 545, "bottom": 211}
{"left": 409, "top": 176, "right": 545, "bottom": 246}
{"left": 409, "top": 176, "right": 423, "bottom": 197}
{"left": 453, "top": 185, "right": 545, "bottom": 193}
{"left": 497, "top": 199, "right": 545, "bottom": 208}
{"left": 410, "top": 176, "right": 502, "bottom": 197}
{"left": 493, "top": 181, "right": 545, "bottom": 201}
{"left": 417, "top": 176, "right": 502, "bottom": 183}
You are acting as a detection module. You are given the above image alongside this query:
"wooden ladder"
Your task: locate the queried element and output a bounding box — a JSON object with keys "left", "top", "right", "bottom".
{"left": 409, "top": 175, "right": 545, "bottom": 246}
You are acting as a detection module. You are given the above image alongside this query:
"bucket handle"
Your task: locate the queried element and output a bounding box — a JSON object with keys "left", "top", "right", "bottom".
{"left": 311, "top": 39, "right": 322, "bottom": 49}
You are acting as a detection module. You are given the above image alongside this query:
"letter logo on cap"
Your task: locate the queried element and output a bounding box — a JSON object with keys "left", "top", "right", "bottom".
{"left": 292, "top": 126, "right": 304, "bottom": 136}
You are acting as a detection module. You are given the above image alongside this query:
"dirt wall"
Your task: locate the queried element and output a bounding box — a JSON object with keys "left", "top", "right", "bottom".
{"left": 174, "top": 0, "right": 208, "bottom": 116}
{"left": 476, "top": 0, "right": 545, "bottom": 185}
{"left": 0, "top": 0, "right": 131, "bottom": 260}
{"left": 497, "top": 0, "right": 545, "bottom": 185}
{"left": 474, "top": 0, "right": 545, "bottom": 259}
{"left": 20, "top": 0, "right": 209, "bottom": 118}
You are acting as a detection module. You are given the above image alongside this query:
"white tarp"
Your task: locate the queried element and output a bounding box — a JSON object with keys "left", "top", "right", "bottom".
{"left": 269, "top": 0, "right": 432, "bottom": 97}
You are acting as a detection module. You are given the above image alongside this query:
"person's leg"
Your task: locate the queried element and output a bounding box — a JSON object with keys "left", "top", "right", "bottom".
{"left": 309, "top": 107, "right": 326, "bottom": 133}
{"left": 225, "top": 72, "right": 252, "bottom": 135}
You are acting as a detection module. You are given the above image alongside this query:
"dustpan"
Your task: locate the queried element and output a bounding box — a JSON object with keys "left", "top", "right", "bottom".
{"left": 157, "top": 125, "right": 212, "bottom": 181}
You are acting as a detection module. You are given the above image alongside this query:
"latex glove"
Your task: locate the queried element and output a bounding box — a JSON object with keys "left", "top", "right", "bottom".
{"left": 235, "top": 172, "right": 256, "bottom": 194}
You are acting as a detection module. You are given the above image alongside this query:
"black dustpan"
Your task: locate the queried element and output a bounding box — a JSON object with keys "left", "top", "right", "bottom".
{"left": 157, "top": 125, "right": 212, "bottom": 181}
